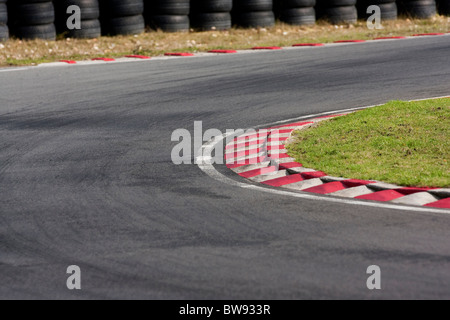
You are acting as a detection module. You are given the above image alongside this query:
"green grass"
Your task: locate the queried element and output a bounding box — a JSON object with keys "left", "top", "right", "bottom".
{"left": 286, "top": 99, "right": 450, "bottom": 188}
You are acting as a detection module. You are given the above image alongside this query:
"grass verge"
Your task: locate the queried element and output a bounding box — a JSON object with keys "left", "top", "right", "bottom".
{"left": 0, "top": 16, "right": 449, "bottom": 67}
{"left": 286, "top": 99, "right": 450, "bottom": 188}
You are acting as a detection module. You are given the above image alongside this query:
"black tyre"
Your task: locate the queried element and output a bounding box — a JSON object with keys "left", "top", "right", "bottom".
{"left": 190, "top": 12, "right": 232, "bottom": 30}
{"left": 100, "top": 0, "right": 144, "bottom": 17}
{"left": 0, "top": 0, "right": 7, "bottom": 39}
{"left": 398, "top": 0, "right": 437, "bottom": 18}
{"left": 359, "top": 0, "right": 396, "bottom": 3}
{"left": 61, "top": 19, "right": 101, "bottom": 38}
{"left": 0, "top": 24, "right": 8, "bottom": 41}
{"left": 278, "top": 7, "right": 316, "bottom": 25}
{"left": 276, "top": 0, "right": 316, "bottom": 7}
{"left": 13, "top": 23, "right": 56, "bottom": 40}
{"left": 55, "top": 0, "right": 100, "bottom": 21}
{"left": 379, "top": 3, "right": 398, "bottom": 20}
{"left": 145, "top": 0, "right": 190, "bottom": 16}
{"left": 318, "top": 5, "right": 358, "bottom": 24}
{"left": 149, "top": 15, "right": 190, "bottom": 32}
{"left": 233, "top": 0, "right": 273, "bottom": 12}
{"left": 9, "top": 2, "right": 55, "bottom": 26}
{"left": 0, "top": 3, "right": 7, "bottom": 24}
{"left": 104, "top": 14, "right": 145, "bottom": 35}
{"left": 13, "top": 0, "right": 51, "bottom": 2}
{"left": 191, "top": 0, "right": 233, "bottom": 12}
{"left": 317, "top": 0, "right": 356, "bottom": 6}
{"left": 233, "top": 11, "right": 275, "bottom": 27}
{"left": 358, "top": 2, "right": 398, "bottom": 21}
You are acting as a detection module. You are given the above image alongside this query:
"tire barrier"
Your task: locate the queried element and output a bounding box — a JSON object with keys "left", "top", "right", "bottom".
{"left": 190, "top": 0, "right": 233, "bottom": 31}
{"left": 0, "top": 0, "right": 8, "bottom": 41}
{"left": 8, "top": 0, "right": 56, "bottom": 40}
{"left": 274, "top": 0, "right": 316, "bottom": 26}
{"left": 99, "top": 0, "right": 145, "bottom": 36}
{"left": 357, "top": 0, "right": 398, "bottom": 21}
{"left": 232, "top": 0, "right": 276, "bottom": 28}
{"left": 54, "top": 0, "right": 101, "bottom": 39}
{"left": 1, "top": 1, "right": 445, "bottom": 41}
{"left": 144, "top": 0, "right": 190, "bottom": 32}
{"left": 436, "top": 0, "right": 450, "bottom": 15}
{"left": 316, "top": 0, "right": 358, "bottom": 24}
{"left": 398, "top": 0, "right": 437, "bottom": 18}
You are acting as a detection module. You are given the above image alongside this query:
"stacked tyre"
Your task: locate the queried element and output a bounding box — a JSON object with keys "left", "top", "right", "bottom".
{"left": 436, "top": 0, "right": 450, "bottom": 15}
{"left": 274, "top": 0, "right": 316, "bottom": 26}
{"left": 232, "top": 0, "right": 275, "bottom": 28}
{"left": 145, "top": 0, "right": 190, "bottom": 32}
{"left": 357, "top": 0, "right": 398, "bottom": 21}
{"left": 54, "top": 0, "right": 101, "bottom": 39}
{"left": 99, "top": 0, "right": 145, "bottom": 36}
{"left": 0, "top": 0, "right": 8, "bottom": 41}
{"left": 8, "top": 0, "right": 56, "bottom": 40}
{"left": 190, "top": 0, "right": 233, "bottom": 31}
{"left": 316, "top": 0, "right": 358, "bottom": 24}
{"left": 397, "top": 0, "right": 437, "bottom": 18}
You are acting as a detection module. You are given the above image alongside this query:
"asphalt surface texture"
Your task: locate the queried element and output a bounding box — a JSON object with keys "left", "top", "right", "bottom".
{"left": 0, "top": 36, "right": 449, "bottom": 299}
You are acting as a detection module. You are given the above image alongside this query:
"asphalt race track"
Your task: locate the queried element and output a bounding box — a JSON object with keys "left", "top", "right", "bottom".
{"left": 0, "top": 36, "right": 449, "bottom": 299}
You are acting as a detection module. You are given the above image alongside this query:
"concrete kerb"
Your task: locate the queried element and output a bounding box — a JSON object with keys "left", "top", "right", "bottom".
{"left": 198, "top": 97, "right": 450, "bottom": 214}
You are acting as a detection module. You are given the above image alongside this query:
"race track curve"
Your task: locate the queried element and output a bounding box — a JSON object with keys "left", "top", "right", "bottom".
{"left": 0, "top": 36, "right": 449, "bottom": 299}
